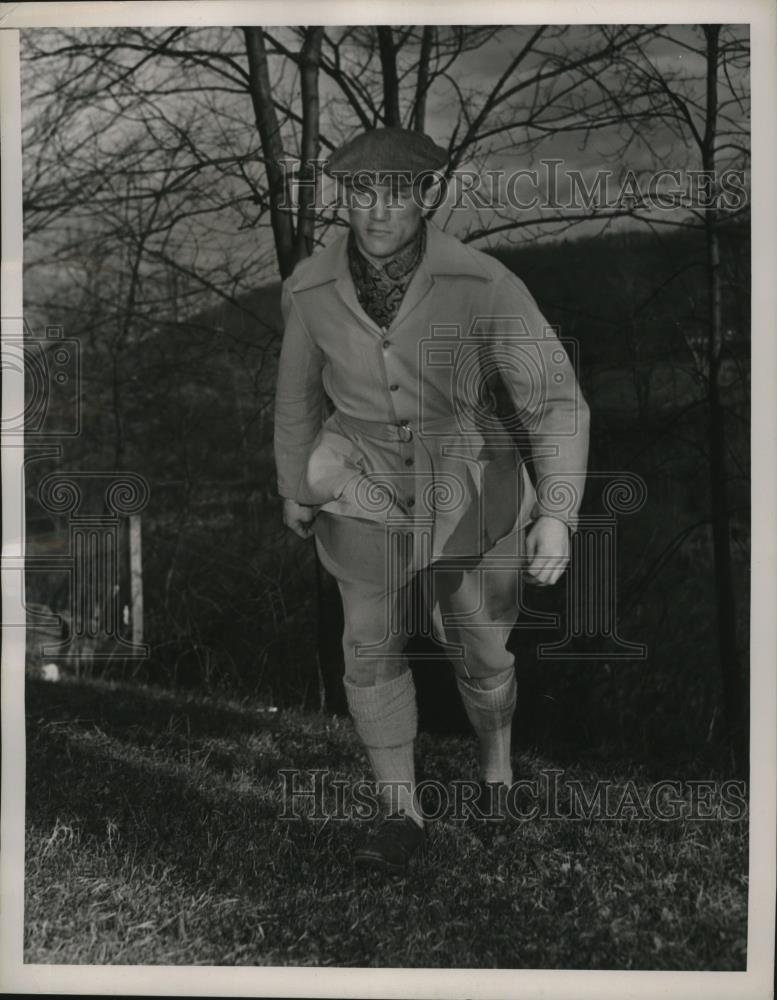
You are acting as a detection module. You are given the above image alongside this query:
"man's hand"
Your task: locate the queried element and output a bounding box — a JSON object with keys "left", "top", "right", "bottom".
{"left": 282, "top": 498, "right": 317, "bottom": 540}
{"left": 524, "top": 516, "right": 570, "bottom": 586}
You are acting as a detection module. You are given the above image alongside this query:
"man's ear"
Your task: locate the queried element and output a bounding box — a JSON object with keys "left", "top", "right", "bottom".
{"left": 416, "top": 171, "right": 447, "bottom": 213}
{"left": 420, "top": 184, "right": 438, "bottom": 214}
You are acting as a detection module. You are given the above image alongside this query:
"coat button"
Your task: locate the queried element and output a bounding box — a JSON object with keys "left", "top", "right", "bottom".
{"left": 389, "top": 384, "right": 399, "bottom": 391}
{"left": 382, "top": 340, "right": 391, "bottom": 349}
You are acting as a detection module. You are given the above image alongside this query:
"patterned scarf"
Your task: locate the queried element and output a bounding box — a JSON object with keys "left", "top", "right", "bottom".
{"left": 347, "top": 222, "right": 426, "bottom": 329}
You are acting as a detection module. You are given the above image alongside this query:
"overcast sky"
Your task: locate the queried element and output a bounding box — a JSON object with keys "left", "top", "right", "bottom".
{"left": 20, "top": 22, "right": 750, "bottom": 309}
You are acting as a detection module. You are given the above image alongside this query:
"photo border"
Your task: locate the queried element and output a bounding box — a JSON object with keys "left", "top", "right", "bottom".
{"left": 1, "top": 2, "right": 774, "bottom": 997}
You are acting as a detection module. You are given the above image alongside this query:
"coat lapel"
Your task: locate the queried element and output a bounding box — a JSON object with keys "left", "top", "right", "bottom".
{"left": 389, "top": 222, "right": 491, "bottom": 331}
{"left": 290, "top": 221, "right": 492, "bottom": 336}
{"left": 334, "top": 272, "right": 383, "bottom": 335}
{"left": 389, "top": 263, "right": 433, "bottom": 331}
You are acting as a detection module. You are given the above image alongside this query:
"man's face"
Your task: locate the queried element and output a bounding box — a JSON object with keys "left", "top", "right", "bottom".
{"left": 346, "top": 177, "right": 425, "bottom": 259}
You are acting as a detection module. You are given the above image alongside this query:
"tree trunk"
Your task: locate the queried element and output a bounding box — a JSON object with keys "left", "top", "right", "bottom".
{"left": 297, "top": 26, "right": 345, "bottom": 715}
{"left": 701, "top": 24, "right": 746, "bottom": 770}
{"left": 412, "top": 27, "right": 434, "bottom": 132}
{"left": 243, "top": 27, "right": 297, "bottom": 279}
{"left": 244, "top": 25, "right": 346, "bottom": 715}
{"left": 315, "top": 555, "right": 348, "bottom": 715}
{"left": 296, "top": 26, "right": 324, "bottom": 260}
{"left": 377, "top": 27, "right": 401, "bottom": 126}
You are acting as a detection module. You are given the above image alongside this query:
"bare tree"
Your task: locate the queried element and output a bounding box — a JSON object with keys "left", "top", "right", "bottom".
{"left": 602, "top": 24, "right": 750, "bottom": 764}
{"left": 20, "top": 24, "right": 748, "bottom": 729}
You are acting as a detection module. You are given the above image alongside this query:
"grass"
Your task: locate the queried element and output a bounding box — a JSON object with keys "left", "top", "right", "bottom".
{"left": 24, "top": 675, "right": 748, "bottom": 968}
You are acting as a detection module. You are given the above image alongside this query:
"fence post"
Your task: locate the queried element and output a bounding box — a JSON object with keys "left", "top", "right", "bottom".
{"left": 129, "top": 512, "right": 143, "bottom": 647}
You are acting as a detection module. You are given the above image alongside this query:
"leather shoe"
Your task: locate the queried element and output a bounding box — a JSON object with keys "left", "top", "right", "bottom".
{"left": 353, "top": 812, "right": 426, "bottom": 875}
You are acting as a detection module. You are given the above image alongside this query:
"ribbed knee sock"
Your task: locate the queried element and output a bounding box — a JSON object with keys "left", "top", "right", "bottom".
{"left": 344, "top": 671, "right": 424, "bottom": 827}
{"left": 456, "top": 668, "right": 517, "bottom": 786}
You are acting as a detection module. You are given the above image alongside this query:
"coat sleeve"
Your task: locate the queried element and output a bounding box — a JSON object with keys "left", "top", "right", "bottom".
{"left": 273, "top": 281, "right": 326, "bottom": 502}
{"left": 487, "top": 271, "right": 590, "bottom": 532}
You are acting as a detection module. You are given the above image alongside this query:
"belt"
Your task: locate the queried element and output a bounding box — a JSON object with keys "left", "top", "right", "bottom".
{"left": 333, "top": 411, "right": 460, "bottom": 444}
{"left": 331, "top": 409, "right": 467, "bottom": 529}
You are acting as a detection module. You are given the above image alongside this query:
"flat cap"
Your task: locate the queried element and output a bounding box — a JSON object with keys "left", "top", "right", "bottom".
{"left": 325, "top": 127, "right": 448, "bottom": 179}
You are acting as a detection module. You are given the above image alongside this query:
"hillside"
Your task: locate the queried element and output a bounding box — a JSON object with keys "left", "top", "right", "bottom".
{"left": 24, "top": 224, "right": 750, "bottom": 757}
{"left": 25, "top": 674, "right": 748, "bottom": 968}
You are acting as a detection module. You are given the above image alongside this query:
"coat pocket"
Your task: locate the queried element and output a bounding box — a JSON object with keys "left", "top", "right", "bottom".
{"left": 304, "top": 428, "right": 365, "bottom": 505}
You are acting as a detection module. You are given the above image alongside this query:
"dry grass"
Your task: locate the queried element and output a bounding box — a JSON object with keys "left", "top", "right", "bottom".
{"left": 24, "top": 675, "right": 748, "bottom": 968}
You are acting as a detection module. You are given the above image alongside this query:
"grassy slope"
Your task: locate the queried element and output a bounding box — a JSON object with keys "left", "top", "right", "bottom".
{"left": 24, "top": 677, "right": 747, "bottom": 969}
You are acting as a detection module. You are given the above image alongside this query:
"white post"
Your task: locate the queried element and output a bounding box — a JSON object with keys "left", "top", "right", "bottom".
{"left": 129, "top": 513, "right": 143, "bottom": 646}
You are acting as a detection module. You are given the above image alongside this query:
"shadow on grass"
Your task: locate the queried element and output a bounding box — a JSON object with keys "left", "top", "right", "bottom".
{"left": 25, "top": 677, "right": 475, "bottom": 965}
{"left": 26, "top": 675, "right": 281, "bottom": 741}
{"left": 24, "top": 677, "right": 749, "bottom": 969}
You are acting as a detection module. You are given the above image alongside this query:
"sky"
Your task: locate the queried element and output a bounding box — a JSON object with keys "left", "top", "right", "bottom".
{"left": 19, "top": 22, "right": 750, "bottom": 309}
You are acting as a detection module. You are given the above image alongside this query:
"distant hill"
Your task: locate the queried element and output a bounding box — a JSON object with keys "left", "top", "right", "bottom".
{"left": 487, "top": 222, "right": 750, "bottom": 367}
{"left": 187, "top": 222, "right": 750, "bottom": 376}
{"left": 192, "top": 281, "right": 283, "bottom": 348}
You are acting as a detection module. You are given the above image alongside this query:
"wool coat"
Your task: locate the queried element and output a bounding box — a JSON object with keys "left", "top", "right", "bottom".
{"left": 273, "top": 222, "right": 590, "bottom": 565}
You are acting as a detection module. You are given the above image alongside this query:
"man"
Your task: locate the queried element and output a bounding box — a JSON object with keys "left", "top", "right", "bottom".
{"left": 274, "top": 127, "right": 590, "bottom": 874}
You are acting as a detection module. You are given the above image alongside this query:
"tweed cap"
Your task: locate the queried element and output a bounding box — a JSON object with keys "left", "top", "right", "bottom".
{"left": 325, "top": 127, "right": 448, "bottom": 180}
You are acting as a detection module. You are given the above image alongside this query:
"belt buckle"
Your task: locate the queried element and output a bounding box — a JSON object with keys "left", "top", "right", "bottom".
{"left": 397, "top": 421, "right": 413, "bottom": 443}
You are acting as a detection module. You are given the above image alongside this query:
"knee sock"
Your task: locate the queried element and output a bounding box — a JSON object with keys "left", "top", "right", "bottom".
{"left": 456, "top": 667, "right": 517, "bottom": 786}
{"left": 344, "top": 671, "right": 424, "bottom": 828}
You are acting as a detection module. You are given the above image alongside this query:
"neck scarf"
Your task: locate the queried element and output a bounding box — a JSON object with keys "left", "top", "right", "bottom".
{"left": 347, "top": 222, "right": 426, "bottom": 329}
